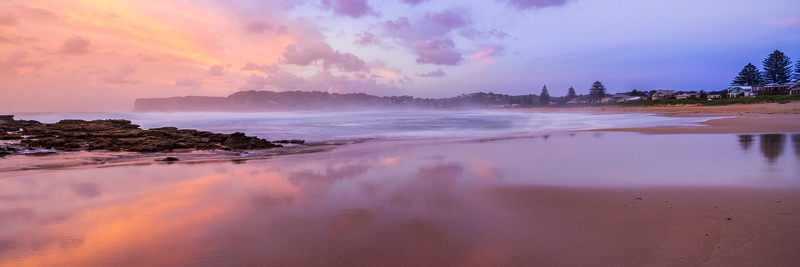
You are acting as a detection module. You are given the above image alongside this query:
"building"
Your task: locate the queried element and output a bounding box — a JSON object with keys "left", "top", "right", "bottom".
{"left": 707, "top": 91, "right": 722, "bottom": 99}
{"left": 790, "top": 82, "right": 800, "bottom": 95}
{"left": 727, "top": 86, "right": 749, "bottom": 98}
{"left": 752, "top": 82, "right": 796, "bottom": 95}
{"left": 676, "top": 93, "right": 700, "bottom": 99}
{"left": 651, "top": 90, "right": 675, "bottom": 100}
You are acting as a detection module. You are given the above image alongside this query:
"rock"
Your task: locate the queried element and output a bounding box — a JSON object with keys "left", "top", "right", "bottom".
{"left": 2, "top": 115, "right": 292, "bottom": 153}
{"left": 156, "top": 157, "right": 180, "bottom": 162}
{"left": 0, "top": 134, "right": 22, "bottom": 140}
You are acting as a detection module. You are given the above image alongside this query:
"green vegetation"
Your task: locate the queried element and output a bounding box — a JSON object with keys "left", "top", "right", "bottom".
{"left": 539, "top": 85, "right": 551, "bottom": 105}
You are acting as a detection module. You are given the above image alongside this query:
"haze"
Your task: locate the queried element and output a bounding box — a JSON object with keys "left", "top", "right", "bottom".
{"left": 1, "top": 0, "right": 798, "bottom": 112}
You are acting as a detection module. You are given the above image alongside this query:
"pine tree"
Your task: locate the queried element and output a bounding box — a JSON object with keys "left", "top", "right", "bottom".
{"left": 539, "top": 85, "right": 551, "bottom": 105}
{"left": 589, "top": 81, "right": 606, "bottom": 99}
{"left": 794, "top": 59, "right": 800, "bottom": 81}
{"left": 762, "top": 50, "right": 792, "bottom": 84}
{"left": 566, "top": 86, "right": 577, "bottom": 100}
{"left": 732, "top": 63, "right": 763, "bottom": 86}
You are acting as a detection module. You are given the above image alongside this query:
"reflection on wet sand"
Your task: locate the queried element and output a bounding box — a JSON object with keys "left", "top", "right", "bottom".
{"left": 793, "top": 134, "right": 800, "bottom": 159}
{"left": 759, "top": 134, "right": 786, "bottom": 163}
{"left": 738, "top": 134, "right": 754, "bottom": 151}
{"left": 1, "top": 132, "right": 799, "bottom": 266}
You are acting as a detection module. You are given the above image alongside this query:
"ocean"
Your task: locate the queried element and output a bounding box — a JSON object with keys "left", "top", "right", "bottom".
{"left": 14, "top": 110, "right": 723, "bottom": 143}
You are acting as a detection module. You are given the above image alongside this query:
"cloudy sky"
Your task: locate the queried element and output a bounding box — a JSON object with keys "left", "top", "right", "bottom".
{"left": 1, "top": 0, "right": 799, "bottom": 112}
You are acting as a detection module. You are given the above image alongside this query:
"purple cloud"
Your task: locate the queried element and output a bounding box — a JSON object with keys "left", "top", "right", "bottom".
{"left": 503, "top": 0, "right": 573, "bottom": 10}
{"left": 99, "top": 65, "right": 141, "bottom": 84}
{"left": 240, "top": 71, "right": 404, "bottom": 95}
{"left": 353, "top": 31, "right": 382, "bottom": 47}
{"left": 400, "top": 0, "right": 427, "bottom": 6}
{"left": 241, "top": 62, "right": 279, "bottom": 73}
{"left": 282, "top": 42, "right": 369, "bottom": 72}
{"left": 423, "top": 10, "right": 466, "bottom": 29}
{"left": 58, "top": 35, "right": 91, "bottom": 55}
{"left": 416, "top": 68, "right": 446, "bottom": 78}
{"left": 321, "top": 0, "right": 377, "bottom": 18}
{"left": 384, "top": 17, "right": 411, "bottom": 31}
{"left": 414, "top": 38, "right": 463, "bottom": 65}
{"left": 208, "top": 65, "right": 225, "bottom": 76}
{"left": 243, "top": 21, "right": 288, "bottom": 35}
{"left": 460, "top": 28, "right": 510, "bottom": 41}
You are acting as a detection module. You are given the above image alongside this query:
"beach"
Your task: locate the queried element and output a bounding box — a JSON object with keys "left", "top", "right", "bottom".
{"left": 1, "top": 107, "right": 799, "bottom": 266}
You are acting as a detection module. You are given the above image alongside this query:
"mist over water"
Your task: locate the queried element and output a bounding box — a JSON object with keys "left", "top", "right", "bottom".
{"left": 15, "top": 110, "right": 722, "bottom": 142}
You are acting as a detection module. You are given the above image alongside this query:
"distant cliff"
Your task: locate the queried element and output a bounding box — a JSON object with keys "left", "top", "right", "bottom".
{"left": 133, "top": 90, "right": 541, "bottom": 112}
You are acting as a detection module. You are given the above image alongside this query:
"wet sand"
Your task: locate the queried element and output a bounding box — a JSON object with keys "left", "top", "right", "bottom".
{"left": 1, "top": 131, "right": 798, "bottom": 266}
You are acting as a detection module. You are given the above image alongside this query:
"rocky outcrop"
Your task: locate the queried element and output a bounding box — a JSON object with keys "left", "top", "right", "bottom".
{"left": 0, "top": 115, "right": 297, "bottom": 155}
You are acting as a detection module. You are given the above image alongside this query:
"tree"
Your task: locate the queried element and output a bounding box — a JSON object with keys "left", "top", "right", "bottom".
{"left": 699, "top": 90, "right": 708, "bottom": 99}
{"left": 762, "top": 50, "right": 792, "bottom": 84}
{"left": 566, "top": 86, "right": 577, "bottom": 100}
{"left": 589, "top": 81, "right": 606, "bottom": 99}
{"left": 539, "top": 85, "right": 551, "bottom": 105}
{"left": 732, "top": 63, "right": 763, "bottom": 86}
{"left": 795, "top": 59, "right": 800, "bottom": 81}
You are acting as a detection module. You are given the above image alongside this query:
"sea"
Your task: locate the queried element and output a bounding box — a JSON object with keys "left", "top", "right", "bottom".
{"left": 13, "top": 110, "right": 722, "bottom": 143}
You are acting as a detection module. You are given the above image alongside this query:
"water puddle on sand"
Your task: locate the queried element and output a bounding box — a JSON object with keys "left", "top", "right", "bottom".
{"left": 0, "top": 132, "right": 799, "bottom": 266}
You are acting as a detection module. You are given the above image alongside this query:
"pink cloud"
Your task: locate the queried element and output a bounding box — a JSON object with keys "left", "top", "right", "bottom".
{"left": 281, "top": 41, "right": 369, "bottom": 72}
{"left": 416, "top": 68, "right": 446, "bottom": 78}
{"left": 0, "top": 13, "right": 18, "bottom": 26}
{"left": 353, "top": 31, "right": 382, "bottom": 47}
{"left": 58, "top": 35, "right": 91, "bottom": 55}
{"left": 99, "top": 65, "right": 141, "bottom": 84}
{"left": 503, "top": 0, "right": 573, "bottom": 10}
{"left": 469, "top": 45, "right": 504, "bottom": 66}
{"left": 423, "top": 10, "right": 466, "bottom": 29}
{"left": 175, "top": 77, "right": 202, "bottom": 88}
{"left": 0, "top": 50, "right": 46, "bottom": 75}
{"left": 773, "top": 18, "right": 800, "bottom": 26}
{"left": 321, "top": 0, "right": 377, "bottom": 18}
{"left": 208, "top": 65, "right": 225, "bottom": 76}
{"left": 414, "top": 38, "right": 463, "bottom": 65}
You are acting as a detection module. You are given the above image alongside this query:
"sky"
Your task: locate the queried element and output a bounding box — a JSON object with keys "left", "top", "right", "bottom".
{"left": 1, "top": 0, "right": 799, "bottom": 112}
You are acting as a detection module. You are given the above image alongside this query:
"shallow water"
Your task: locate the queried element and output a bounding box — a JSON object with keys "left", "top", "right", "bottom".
{"left": 1, "top": 132, "right": 799, "bottom": 266}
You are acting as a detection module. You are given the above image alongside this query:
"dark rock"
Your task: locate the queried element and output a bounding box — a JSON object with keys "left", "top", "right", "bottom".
{"left": 156, "top": 157, "right": 180, "bottom": 162}
{"left": 0, "top": 134, "right": 22, "bottom": 140}
{"left": 24, "top": 151, "right": 58, "bottom": 156}
{"left": 2, "top": 115, "right": 290, "bottom": 153}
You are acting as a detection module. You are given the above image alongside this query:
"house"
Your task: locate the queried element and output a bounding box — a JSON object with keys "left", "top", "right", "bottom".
{"left": 609, "top": 94, "right": 633, "bottom": 102}
{"left": 707, "top": 91, "right": 722, "bottom": 99}
{"left": 675, "top": 93, "right": 699, "bottom": 99}
{"left": 651, "top": 90, "right": 675, "bottom": 100}
{"left": 790, "top": 82, "right": 800, "bottom": 95}
{"left": 753, "top": 82, "right": 795, "bottom": 95}
{"left": 727, "top": 86, "right": 749, "bottom": 98}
